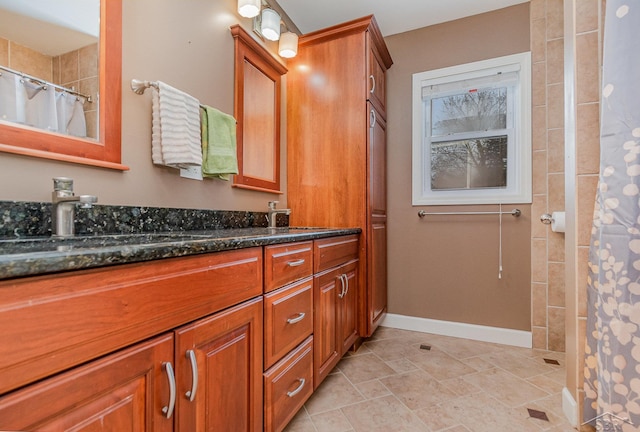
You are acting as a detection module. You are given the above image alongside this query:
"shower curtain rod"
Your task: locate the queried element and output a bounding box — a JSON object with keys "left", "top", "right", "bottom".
{"left": 418, "top": 209, "right": 521, "bottom": 218}
{"left": 0, "top": 65, "right": 93, "bottom": 102}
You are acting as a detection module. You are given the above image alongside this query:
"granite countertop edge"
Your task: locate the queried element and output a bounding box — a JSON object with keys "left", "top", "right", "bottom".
{"left": 0, "top": 227, "right": 361, "bottom": 280}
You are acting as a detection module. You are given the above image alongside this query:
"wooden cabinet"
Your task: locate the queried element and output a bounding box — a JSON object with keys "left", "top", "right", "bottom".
{"left": 175, "top": 297, "right": 263, "bottom": 432}
{"left": 313, "top": 236, "right": 359, "bottom": 388}
{"left": 262, "top": 242, "right": 315, "bottom": 432}
{"left": 0, "top": 249, "right": 264, "bottom": 432}
{"left": 287, "top": 15, "right": 393, "bottom": 337}
{"left": 0, "top": 234, "right": 361, "bottom": 432}
{"left": 0, "top": 334, "right": 174, "bottom": 432}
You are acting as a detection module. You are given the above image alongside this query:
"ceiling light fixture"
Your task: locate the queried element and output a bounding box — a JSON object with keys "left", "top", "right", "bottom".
{"left": 260, "top": 8, "right": 281, "bottom": 41}
{"left": 237, "top": 0, "right": 261, "bottom": 18}
{"left": 278, "top": 31, "right": 298, "bottom": 58}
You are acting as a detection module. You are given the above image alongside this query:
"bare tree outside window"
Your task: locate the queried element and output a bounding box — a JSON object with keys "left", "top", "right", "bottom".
{"left": 429, "top": 88, "right": 508, "bottom": 191}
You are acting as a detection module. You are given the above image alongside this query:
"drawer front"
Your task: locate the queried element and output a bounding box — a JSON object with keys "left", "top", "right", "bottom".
{"left": 314, "top": 235, "right": 359, "bottom": 273}
{"left": 263, "top": 277, "right": 313, "bottom": 369}
{"left": 0, "top": 248, "right": 263, "bottom": 395}
{"left": 264, "top": 241, "right": 313, "bottom": 292}
{"left": 264, "top": 337, "right": 313, "bottom": 432}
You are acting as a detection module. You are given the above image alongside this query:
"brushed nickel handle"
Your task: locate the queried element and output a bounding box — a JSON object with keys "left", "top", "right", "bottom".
{"left": 540, "top": 213, "right": 553, "bottom": 224}
{"left": 370, "top": 109, "right": 376, "bottom": 128}
{"left": 338, "top": 274, "right": 346, "bottom": 299}
{"left": 162, "top": 362, "right": 176, "bottom": 418}
{"left": 286, "top": 259, "right": 306, "bottom": 267}
{"left": 286, "top": 312, "right": 306, "bottom": 324}
{"left": 369, "top": 74, "right": 375, "bottom": 94}
{"left": 286, "top": 378, "right": 306, "bottom": 398}
{"left": 185, "top": 350, "right": 198, "bottom": 402}
{"left": 343, "top": 274, "right": 349, "bottom": 296}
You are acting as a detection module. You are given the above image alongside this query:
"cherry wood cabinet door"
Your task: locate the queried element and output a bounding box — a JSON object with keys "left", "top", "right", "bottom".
{"left": 0, "top": 334, "right": 174, "bottom": 432}
{"left": 367, "top": 103, "right": 388, "bottom": 335}
{"left": 174, "top": 297, "right": 263, "bottom": 432}
{"left": 339, "top": 260, "right": 359, "bottom": 355}
{"left": 313, "top": 268, "right": 340, "bottom": 389}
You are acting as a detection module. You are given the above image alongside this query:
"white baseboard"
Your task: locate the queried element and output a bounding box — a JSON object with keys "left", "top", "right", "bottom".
{"left": 562, "top": 387, "right": 578, "bottom": 427}
{"left": 381, "top": 313, "right": 532, "bottom": 348}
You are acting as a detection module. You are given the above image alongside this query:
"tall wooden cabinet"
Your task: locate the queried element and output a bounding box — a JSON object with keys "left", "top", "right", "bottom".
{"left": 287, "top": 15, "right": 393, "bottom": 337}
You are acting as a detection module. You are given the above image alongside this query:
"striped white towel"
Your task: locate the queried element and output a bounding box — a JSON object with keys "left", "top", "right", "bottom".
{"left": 151, "top": 81, "right": 202, "bottom": 168}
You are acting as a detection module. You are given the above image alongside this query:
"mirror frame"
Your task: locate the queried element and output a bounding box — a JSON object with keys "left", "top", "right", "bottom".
{"left": 0, "top": 0, "right": 126, "bottom": 170}
{"left": 230, "top": 25, "right": 287, "bottom": 193}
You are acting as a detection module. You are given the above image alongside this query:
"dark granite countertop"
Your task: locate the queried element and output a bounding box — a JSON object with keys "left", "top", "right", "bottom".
{"left": 0, "top": 227, "right": 361, "bottom": 280}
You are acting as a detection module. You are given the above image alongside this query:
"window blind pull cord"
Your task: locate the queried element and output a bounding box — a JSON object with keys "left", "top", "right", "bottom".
{"left": 498, "top": 203, "right": 503, "bottom": 280}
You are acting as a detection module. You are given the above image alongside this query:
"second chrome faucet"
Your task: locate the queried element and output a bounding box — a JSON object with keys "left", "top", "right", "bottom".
{"left": 267, "top": 201, "right": 290, "bottom": 228}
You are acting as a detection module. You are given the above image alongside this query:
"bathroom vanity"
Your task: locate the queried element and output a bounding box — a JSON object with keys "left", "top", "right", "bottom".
{"left": 0, "top": 227, "right": 359, "bottom": 432}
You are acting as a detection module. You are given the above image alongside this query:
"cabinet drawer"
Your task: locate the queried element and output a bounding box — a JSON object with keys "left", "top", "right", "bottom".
{"left": 264, "top": 241, "right": 313, "bottom": 292}
{"left": 264, "top": 277, "right": 313, "bottom": 369}
{"left": 264, "top": 337, "right": 313, "bottom": 432}
{"left": 314, "top": 235, "right": 359, "bottom": 273}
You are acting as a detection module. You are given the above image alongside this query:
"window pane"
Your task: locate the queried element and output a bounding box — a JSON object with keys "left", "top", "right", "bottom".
{"left": 430, "top": 136, "right": 508, "bottom": 190}
{"left": 431, "top": 87, "right": 507, "bottom": 136}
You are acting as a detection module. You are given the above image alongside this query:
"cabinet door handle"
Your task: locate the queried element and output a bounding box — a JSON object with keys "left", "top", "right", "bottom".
{"left": 369, "top": 74, "right": 375, "bottom": 94}
{"left": 287, "top": 312, "right": 306, "bottom": 324}
{"left": 162, "top": 362, "right": 176, "bottom": 419}
{"left": 185, "top": 350, "right": 198, "bottom": 402}
{"left": 286, "top": 258, "right": 306, "bottom": 267}
{"left": 338, "top": 274, "right": 346, "bottom": 299}
{"left": 343, "top": 273, "right": 349, "bottom": 295}
{"left": 286, "top": 378, "right": 306, "bottom": 398}
{"left": 370, "top": 109, "right": 376, "bottom": 129}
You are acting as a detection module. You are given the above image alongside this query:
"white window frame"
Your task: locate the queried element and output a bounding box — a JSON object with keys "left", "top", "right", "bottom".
{"left": 412, "top": 52, "right": 532, "bottom": 206}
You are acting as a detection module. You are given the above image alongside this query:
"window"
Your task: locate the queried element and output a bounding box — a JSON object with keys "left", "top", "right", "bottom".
{"left": 412, "top": 53, "right": 531, "bottom": 205}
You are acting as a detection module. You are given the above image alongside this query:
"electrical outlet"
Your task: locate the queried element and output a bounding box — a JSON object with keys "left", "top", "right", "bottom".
{"left": 180, "top": 166, "right": 203, "bottom": 180}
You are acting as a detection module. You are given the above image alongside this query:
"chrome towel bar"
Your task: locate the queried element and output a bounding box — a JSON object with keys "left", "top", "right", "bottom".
{"left": 418, "top": 209, "right": 521, "bottom": 218}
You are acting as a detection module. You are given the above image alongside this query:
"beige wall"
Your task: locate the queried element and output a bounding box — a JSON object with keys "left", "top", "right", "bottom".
{"left": 384, "top": 4, "right": 532, "bottom": 331}
{"left": 0, "top": 0, "right": 287, "bottom": 213}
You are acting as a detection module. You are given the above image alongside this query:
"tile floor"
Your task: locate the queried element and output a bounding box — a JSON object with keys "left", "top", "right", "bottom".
{"left": 284, "top": 326, "right": 576, "bottom": 432}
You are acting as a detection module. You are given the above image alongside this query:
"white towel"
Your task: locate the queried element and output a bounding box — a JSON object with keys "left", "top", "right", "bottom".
{"left": 151, "top": 81, "right": 202, "bottom": 168}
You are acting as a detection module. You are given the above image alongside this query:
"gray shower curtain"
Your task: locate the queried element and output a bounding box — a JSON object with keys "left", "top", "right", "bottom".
{"left": 583, "top": 1, "right": 640, "bottom": 431}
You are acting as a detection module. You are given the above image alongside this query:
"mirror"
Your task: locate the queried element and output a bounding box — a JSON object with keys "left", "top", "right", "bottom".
{"left": 231, "top": 25, "right": 286, "bottom": 193}
{"left": 0, "top": 0, "right": 125, "bottom": 170}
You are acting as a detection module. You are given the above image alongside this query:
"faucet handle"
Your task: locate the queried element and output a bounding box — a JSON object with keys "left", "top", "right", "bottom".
{"left": 268, "top": 201, "right": 279, "bottom": 210}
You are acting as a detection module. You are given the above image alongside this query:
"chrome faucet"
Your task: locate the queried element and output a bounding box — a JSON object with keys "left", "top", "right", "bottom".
{"left": 267, "top": 201, "right": 290, "bottom": 228}
{"left": 51, "top": 177, "right": 98, "bottom": 237}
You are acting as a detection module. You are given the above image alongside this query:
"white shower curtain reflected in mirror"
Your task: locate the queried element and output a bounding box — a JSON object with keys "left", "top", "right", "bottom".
{"left": 583, "top": 1, "right": 640, "bottom": 431}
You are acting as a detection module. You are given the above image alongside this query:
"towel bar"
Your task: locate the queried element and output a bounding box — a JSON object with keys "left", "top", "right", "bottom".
{"left": 418, "top": 209, "right": 521, "bottom": 218}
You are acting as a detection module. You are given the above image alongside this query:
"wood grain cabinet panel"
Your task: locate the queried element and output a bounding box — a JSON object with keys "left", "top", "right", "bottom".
{"left": 264, "top": 241, "right": 313, "bottom": 292}
{"left": 175, "top": 297, "right": 263, "bottom": 432}
{"left": 263, "top": 336, "right": 313, "bottom": 432}
{"left": 0, "top": 334, "right": 175, "bottom": 432}
{"left": 263, "top": 277, "right": 314, "bottom": 369}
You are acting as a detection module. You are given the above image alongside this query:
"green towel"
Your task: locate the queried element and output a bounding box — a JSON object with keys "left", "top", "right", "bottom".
{"left": 201, "top": 105, "right": 238, "bottom": 180}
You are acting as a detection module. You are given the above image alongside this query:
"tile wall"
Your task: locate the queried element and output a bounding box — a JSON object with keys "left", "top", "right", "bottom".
{"left": 0, "top": 38, "right": 98, "bottom": 138}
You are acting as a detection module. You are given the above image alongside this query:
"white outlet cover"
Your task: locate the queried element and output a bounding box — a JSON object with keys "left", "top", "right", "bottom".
{"left": 180, "top": 166, "right": 203, "bottom": 180}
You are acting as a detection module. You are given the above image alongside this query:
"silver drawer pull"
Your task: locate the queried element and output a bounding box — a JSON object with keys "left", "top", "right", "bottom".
{"left": 162, "top": 362, "right": 176, "bottom": 418}
{"left": 286, "top": 259, "right": 306, "bottom": 267}
{"left": 287, "top": 378, "right": 306, "bottom": 398}
{"left": 185, "top": 350, "right": 198, "bottom": 402}
{"left": 369, "top": 74, "right": 375, "bottom": 94}
{"left": 287, "top": 312, "right": 306, "bottom": 324}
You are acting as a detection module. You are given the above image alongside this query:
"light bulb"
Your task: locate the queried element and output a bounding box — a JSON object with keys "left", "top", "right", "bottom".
{"left": 261, "top": 8, "right": 281, "bottom": 41}
{"left": 238, "top": 0, "right": 260, "bottom": 18}
{"left": 279, "top": 32, "right": 298, "bottom": 58}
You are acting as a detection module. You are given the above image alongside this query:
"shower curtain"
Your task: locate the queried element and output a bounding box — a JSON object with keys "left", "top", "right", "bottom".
{"left": 583, "top": 1, "right": 640, "bottom": 431}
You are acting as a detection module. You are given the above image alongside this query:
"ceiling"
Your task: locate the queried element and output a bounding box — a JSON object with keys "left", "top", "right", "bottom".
{"left": 276, "top": 0, "right": 529, "bottom": 37}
